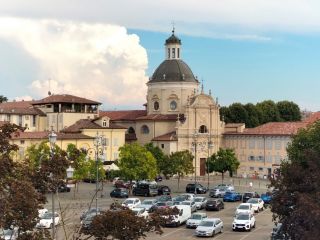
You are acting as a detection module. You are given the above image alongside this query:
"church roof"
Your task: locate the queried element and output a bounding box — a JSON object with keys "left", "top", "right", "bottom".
{"left": 62, "top": 119, "right": 126, "bottom": 133}
{"left": 32, "top": 94, "right": 101, "bottom": 105}
{"left": 152, "top": 131, "right": 177, "bottom": 141}
{"left": 0, "top": 101, "right": 46, "bottom": 116}
{"left": 136, "top": 114, "right": 179, "bottom": 121}
{"left": 11, "top": 131, "right": 93, "bottom": 140}
{"left": 100, "top": 110, "right": 147, "bottom": 121}
{"left": 149, "top": 59, "right": 198, "bottom": 83}
{"left": 165, "top": 32, "right": 181, "bottom": 44}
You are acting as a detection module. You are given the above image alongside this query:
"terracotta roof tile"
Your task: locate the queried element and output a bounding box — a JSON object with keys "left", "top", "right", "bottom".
{"left": 62, "top": 119, "right": 126, "bottom": 133}
{"left": 303, "top": 112, "right": 320, "bottom": 124}
{"left": 136, "top": 114, "right": 179, "bottom": 121}
{"left": 0, "top": 101, "right": 45, "bottom": 116}
{"left": 100, "top": 110, "right": 147, "bottom": 121}
{"left": 152, "top": 131, "right": 177, "bottom": 141}
{"left": 32, "top": 94, "right": 100, "bottom": 105}
{"left": 11, "top": 131, "right": 93, "bottom": 140}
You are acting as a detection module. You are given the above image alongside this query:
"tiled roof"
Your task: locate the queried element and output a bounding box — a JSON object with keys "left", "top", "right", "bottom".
{"left": 0, "top": 101, "right": 45, "bottom": 116}
{"left": 32, "top": 94, "right": 100, "bottom": 105}
{"left": 152, "top": 131, "right": 177, "bottom": 141}
{"left": 11, "top": 131, "right": 93, "bottom": 140}
{"left": 100, "top": 110, "right": 147, "bottom": 121}
{"left": 136, "top": 114, "right": 179, "bottom": 121}
{"left": 303, "top": 112, "right": 320, "bottom": 124}
{"left": 62, "top": 119, "right": 126, "bottom": 133}
{"left": 224, "top": 122, "right": 306, "bottom": 136}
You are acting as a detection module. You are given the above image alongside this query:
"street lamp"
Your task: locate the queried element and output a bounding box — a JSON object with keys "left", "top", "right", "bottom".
{"left": 48, "top": 129, "right": 57, "bottom": 240}
{"left": 191, "top": 131, "right": 199, "bottom": 195}
{"left": 207, "top": 134, "right": 213, "bottom": 189}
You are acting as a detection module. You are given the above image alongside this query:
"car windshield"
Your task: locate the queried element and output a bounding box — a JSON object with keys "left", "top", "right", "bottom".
{"left": 157, "top": 202, "right": 166, "bottom": 206}
{"left": 199, "top": 221, "right": 214, "bottom": 227}
{"left": 142, "top": 200, "right": 153, "bottom": 205}
{"left": 207, "top": 200, "right": 216, "bottom": 204}
{"left": 124, "top": 200, "right": 134, "bottom": 204}
{"left": 236, "top": 214, "right": 250, "bottom": 220}
{"left": 181, "top": 201, "right": 191, "bottom": 206}
{"left": 248, "top": 199, "right": 258, "bottom": 204}
{"left": 42, "top": 212, "right": 54, "bottom": 219}
{"left": 191, "top": 214, "right": 203, "bottom": 220}
{"left": 238, "top": 205, "right": 249, "bottom": 210}
{"left": 194, "top": 198, "right": 204, "bottom": 202}
{"left": 150, "top": 185, "right": 157, "bottom": 189}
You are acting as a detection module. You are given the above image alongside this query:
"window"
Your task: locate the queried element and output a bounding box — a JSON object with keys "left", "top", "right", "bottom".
{"left": 250, "top": 167, "right": 255, "bottom": 171}
{"left": 266, "top": 139, "right": 272, "bottom": 150}
{"left": 18, "top": 115, "right": 22, "bottom": 126}
{"left": 249, "top": 140, "right": 255, "bottom": 149}
{"left": 128, "top": 127, "right": 135, "bottom": 134}
{"left": 20, "top": 140, "right": 25, "bottom": 144}
{"left": 259, "top": 167, "right": 264, "bottom": 171}
{"left": 154, "top": 101, "right": 159, "bottom": 110}
{"left": 102, "top": 120, "right": 107, "bottom": 127}
{"left": 258, "top": 156, "right": 264, "bottom": 162}
{"left": 32, "top": 115, "right": 36, "bottom": 127}
{"left": 25, "top": 115, "right": 29, "bottom": 120}
{"left": 168, "top": 48, "right": 170, "bottom": 58}
{"left": 177, "top": 48, "right": 180, "bottom": 58}
{"left": 199, "top": 125, "right": 208, "bottom": 133}
{"left": 6, "top": 114, "right": 10, "bottom": 121}
{"left": 161, "top": 144, "right": 164, "bottom": 149}
{"left": 275, "top": 140, "right": 281, "bottom": 150}
{"left": 141, "top": 125, "right": 149, "bottom": 134}
{"left": 248, "top": 155, "right": 255, "bottom": 161}
{"left": 170, "top": 100, "right": 177, "bottom": 110}
{"left": 172, "top": 48, "right": 175, "bottom": 58}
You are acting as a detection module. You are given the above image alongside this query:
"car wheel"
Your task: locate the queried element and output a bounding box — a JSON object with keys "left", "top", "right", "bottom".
{"left": 211, "top": 231, "right": 215, "bottom": 237}
{"left": 253, "top": 222, "right": 256, "bottom": 228}
{"left": 220, "top": 227, "right": 223, "bottom": 233}
{"left": 50, "top": 223, "right": 53, "bottom": 229}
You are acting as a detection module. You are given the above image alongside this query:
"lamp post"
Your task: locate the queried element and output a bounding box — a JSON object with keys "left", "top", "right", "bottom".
{"left": 191, "top": 131, "right": 199, "bottom": 195}
{"left": 48, "top": 129, "right": 57, "bottom": 240}
{"left": 207, "top": 134, "right": 213, "bottom": 189}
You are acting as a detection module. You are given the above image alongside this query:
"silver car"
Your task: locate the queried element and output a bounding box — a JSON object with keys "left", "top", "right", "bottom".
{"left": 195, "top": 218, "right": 224, "bottom": 237}
{"left": 209, "top": 187, "right": 227, "bottom": 198}
{"left": 180, "top": 200, "right": 197, "bottom": 212}
{"left": 194, "top": 196, "right": 207, "bottom": 210}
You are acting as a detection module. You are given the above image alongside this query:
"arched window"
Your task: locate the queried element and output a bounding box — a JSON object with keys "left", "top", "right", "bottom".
{"left": 170, "top": 100, "right": 177, "bottom": 110}
{"left": 141, "top": 125, "right": 150, "bottom": 134}
{"left": 199, "top": 125, "right": 208, "bottom": 133}
{"left": 154, "top": 101, "right": 159, "bottom": 110}
{"left": 128, "top": 127, "right": 135, "bottom": 134}
{"left": 102, "top": 120, "right": 107, "bottom": 127}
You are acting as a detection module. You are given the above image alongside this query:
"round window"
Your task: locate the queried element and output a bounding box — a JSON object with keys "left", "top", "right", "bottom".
{"left": 170, "top": 100, "right": 177, "bottom": 110}
{"left": 154, "top": 101, "right": 159, "bottom": 110}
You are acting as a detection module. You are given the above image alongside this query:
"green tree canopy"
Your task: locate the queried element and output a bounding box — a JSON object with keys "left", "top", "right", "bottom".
{"left": 0, "top": 95, "right": 8, "bottom": 103}
{"left": 118, "top": 143, "right": 157, "bottom": 181}
{"left": 277, "top": 100, "right": 301, "bottom": 122}
{"left": 144, "top": 142, "right": 166, "bottom": 174}
{"left": 168, "top": 150, "right": 194, "bottom": 190}
{"left": 256, "top": 100, "right": 281, "bottom": 124}
{"left": 244, "top": 103, "right": 261, "bottom": 128}
{"left": 228, "top": 103, "right": 249, "bottom": 124}
{"left": 270, "top": 121, "right": 320, "bottom": 239}
{"left": 207, "top": 148, "right": 240, "bottom": 182}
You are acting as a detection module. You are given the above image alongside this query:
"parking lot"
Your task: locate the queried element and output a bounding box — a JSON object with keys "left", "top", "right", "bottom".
{"left": 44, "top": 177, "right": 273, "bottom": 240}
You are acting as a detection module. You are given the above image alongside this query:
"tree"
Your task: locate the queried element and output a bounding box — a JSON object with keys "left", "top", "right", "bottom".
{"left": 228, "top": 103, "right": 249, "bottom": 124}
{"left": 277, "top": 100, "right": 301, "bottom": 122}
{"left": 256, "top": 100, "right": 281, "bottom": 124}
{"left": 207, "top": 148, "right": 240, "bottom": 183}
{"left": 118, "top": 143, "right": 157, "bottom": 182}
{"left": 270, "top": 121, "right": 320, "bottom": 239}
{"left": 219, "top": 106, "right": 231, "bottom": 123}
{"left": 244, "top": 103, "right": 261, "bottom": 128}
{"left": 0, "top": 95, "right": 8, "bottom": 103}
{"left": 144, "top": 142, "right": 166, "bottom": 175}
{"left": 168, "top": 150, "right": 194, "bottom": 190}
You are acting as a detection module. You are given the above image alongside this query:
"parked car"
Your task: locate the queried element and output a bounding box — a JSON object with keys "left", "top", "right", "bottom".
{"left": 0, "top": 228, "right": 18, "bottom": 240}
{"left": 205, "top": 199, "right": 224, "bottom": 211}
{"left": 180, "top": 201, "right": 197, "bottom": 212}
{"left": 133, "top": 183, "right": 158, "bottom": 197}
{"left": 186, "top": 183, "right": 207, "bottom": 194}
{"left": 209, "top": 187, "right": 228, "bottom": 198}
{"left": 157, "top": 195, "right": 172, "bottom": 202}
{"left": 36, "top": 212, "right": 60, "bottom": 229}
{"left": 80, "top": 208, "right": 102, "bottom": 220}
{"left": 172, "top": 195, "right": 189, "bottom": 205}
{"left": 215, "top": 183, "right": 235, "bottom": 191}
{"left": 110, "top": 188, "right": 129, "bottom": 198}
{"left": 165, "top": 205, "right": 192, "bottom": 227}
{"left": 157, "top": 185, "right": 171, "bottom": 195}
{"left": 247, "top": 198, "right": 264, "bottom": 212}
{"left": 155, "top": 175, "right": 163, "bottom": 182}
{"left": 242, "top": 192, "right": 260, "bottom": 203}
{"left": 131, "top": 207, "right": 149, "bottom": 218}
{"left": 270, "top": 223, "right": 290, "bottom": 240}
{"left": 38, "top": 208, "right": 48, "bottom": 218}
{"left": 58, "top": 182, "right": 71, "bottom": 192}
{"left": 194, "top": 218, "right": 223, "bottom": 237}
{"left": 81, "top": 212, "right": 99, "bottom": 230}
{"left": 139, "top": 199, "right": 158, "bottom": 212}
{"left": 122, "top": 198, "right": 141, "bottom": 209}
{"left": 179, "top": 193, "right": 196, "bottom": 201}
{"left": 194, "top": 196, "right": 207, "bottom": 210}
{"left": 232, "top": 213, "right": 256, "bottom": 231}
{"left": 235, "top": 203, "right": 254, "bottom": 215}
{"left": 223, "top": 191, "right": 242, "bottom": 202}
{"left": 261, "top": 192, "right": 272, "bottom": 204}
{"left": 186, "top": 212, "right": 207, "bottom": 228}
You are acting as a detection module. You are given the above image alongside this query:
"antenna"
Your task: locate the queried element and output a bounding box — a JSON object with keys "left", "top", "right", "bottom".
{"left": 48, "top": 78, "right": 52, "bottom": 96}
{"left": 171, "top": 21, "right": 175, "bottom": 34}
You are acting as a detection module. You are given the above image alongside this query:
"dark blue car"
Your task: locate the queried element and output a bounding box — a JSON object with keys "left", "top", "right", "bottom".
{"left": 223, "top": 191, "right": 242, "bottom": 202}
{"left": 261, "top": 192, "right": 272, "bottom": 204}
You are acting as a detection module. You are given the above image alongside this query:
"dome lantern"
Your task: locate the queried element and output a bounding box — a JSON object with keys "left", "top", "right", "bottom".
{"left": 165, "top": 28, "right": 181, "bottom": 60}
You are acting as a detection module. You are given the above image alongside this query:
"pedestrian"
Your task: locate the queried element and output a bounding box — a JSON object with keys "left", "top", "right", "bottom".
{"left": 249, "top": 182, "right": 253, "bottom": 189}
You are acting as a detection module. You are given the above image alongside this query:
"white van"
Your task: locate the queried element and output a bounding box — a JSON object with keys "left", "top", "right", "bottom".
{"left": 166, "top": 205, "right": 192, "bottom": 227}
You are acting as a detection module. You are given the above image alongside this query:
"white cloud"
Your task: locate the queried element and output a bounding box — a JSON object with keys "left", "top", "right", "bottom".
{"left": 0, "top": 17, "right": 148, "bottom": 107}
{"left": 1, "top": 0, "right": 320, "bottom": 38}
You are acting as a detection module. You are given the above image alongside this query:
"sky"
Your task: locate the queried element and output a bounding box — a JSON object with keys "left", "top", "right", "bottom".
{"left": 0, "top": 0, "right": 320, "bottom": 111}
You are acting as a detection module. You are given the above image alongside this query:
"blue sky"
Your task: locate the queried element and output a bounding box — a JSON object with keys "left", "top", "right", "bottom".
{"left": 1, "top": 1, "right": 320, "bottom": 111}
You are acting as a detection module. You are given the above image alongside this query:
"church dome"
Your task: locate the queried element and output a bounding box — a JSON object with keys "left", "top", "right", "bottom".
{"left": 165, "top": 34, "right": 181, "bottom": 44}
{"left": 149, "top": 59, "right": 198, "bottom": 83}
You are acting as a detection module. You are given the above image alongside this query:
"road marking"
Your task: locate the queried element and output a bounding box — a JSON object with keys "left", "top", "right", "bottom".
{"left": 156, "top": 228, "right": 184, "bottom": 238}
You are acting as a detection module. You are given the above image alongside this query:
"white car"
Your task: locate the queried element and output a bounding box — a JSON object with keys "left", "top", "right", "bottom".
{"left": 0, "top": 228, "right": 18, "bottom": 240}
{"left": 235, "top": 203, "right": 255, "bottom": 215}
{"left": 186, "top": 212, "right": 207, "bottom": 228}
{"left": 122, "top": 198, "right": 141, "bottom": 209}
{"left": 179, "top": 193, "right": 195, "bottom": 201}
{"left": 36, "top": 212, "right": 60, "bottom": 229}
{"left": 195, "top": 218, "right": 223, "bottom": 237}
{"left": 247, "top": 198, "right": 264, "bottom": 213}
{"left": 194, "top": 197, "right": 207, "bottom": 210}
{"left": 131, "top": 207, "right": 149, "bottom": 218}
{"left": 38, "top": 208, "right": 48, "bottom": 218}
{"left": 180, "top": 201, "right": 197, "bottom": 212}
{"left": 139, "top": 199, "right": 158, "bottom": 212}
{"left": 232, "top": 213, "right": 256, "bottom": 231}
